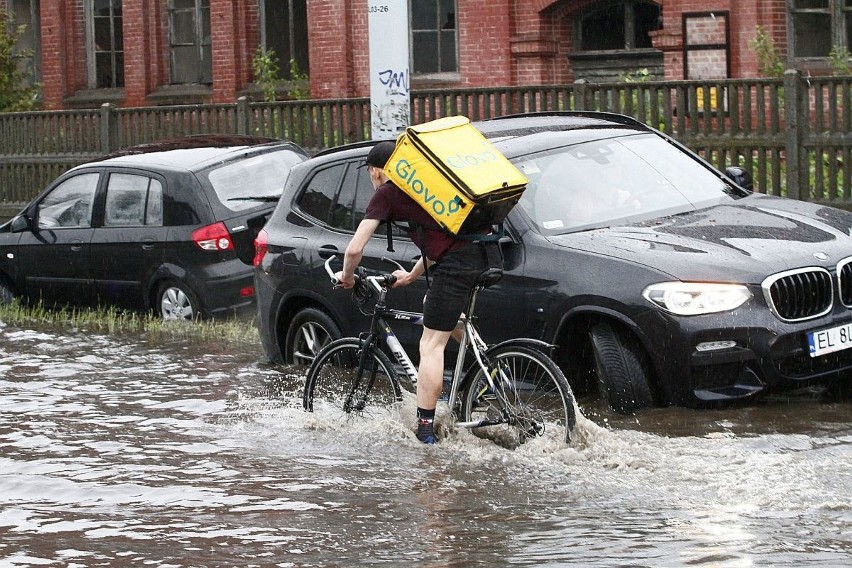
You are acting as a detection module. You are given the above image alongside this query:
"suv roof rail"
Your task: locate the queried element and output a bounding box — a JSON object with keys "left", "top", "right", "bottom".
{"left": 485, "top": 110, "right": 651, "bottom": 130}
{"left": 312, "top": 138, "right": 394, "bottom": 159}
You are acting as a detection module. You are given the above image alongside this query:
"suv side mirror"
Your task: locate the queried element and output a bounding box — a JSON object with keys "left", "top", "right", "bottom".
{"left": 725, "top": 166, "right": 753, "bottom": 192}
{"left": 9, "top": 214, "right": 30, "bottom": 233}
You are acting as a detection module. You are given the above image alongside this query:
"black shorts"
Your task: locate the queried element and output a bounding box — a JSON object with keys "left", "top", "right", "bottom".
{"left": 423, "top": 242, "right": 502, "bottom": 331}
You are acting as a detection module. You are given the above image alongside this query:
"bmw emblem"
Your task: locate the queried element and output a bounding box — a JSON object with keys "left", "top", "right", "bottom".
{"left": 814, "top": 252, "right": 830, "bottom": 261}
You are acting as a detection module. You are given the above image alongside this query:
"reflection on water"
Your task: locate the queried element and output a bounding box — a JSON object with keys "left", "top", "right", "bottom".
{"left": 0, "top": 322, "right": 849, "bottom": 566}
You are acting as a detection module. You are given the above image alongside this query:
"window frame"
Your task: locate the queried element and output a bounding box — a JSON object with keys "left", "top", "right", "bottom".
{"left": 787, "top": 0, "right": 850, "bottom": 59}
{"left": 574, "top": 0, "right": 662, "bottom": 54}
{"left": 6, "top": 0, "right": 41, "bottom": 86}
{"left": 258, "top": 0, "right": 309, "bottom": 80}
{"left": 84, "top": 0, "right": 124, "bottom": 89}
{"left": 409, "top": 0, "right": 459, "bottom": 77}
{"left": 168, "top": 0, "right": 212, "bottom": 85}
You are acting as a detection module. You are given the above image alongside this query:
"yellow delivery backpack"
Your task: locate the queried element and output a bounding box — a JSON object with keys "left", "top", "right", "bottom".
{"left": 383, "top": 116, "right": 528, "bottom": 236}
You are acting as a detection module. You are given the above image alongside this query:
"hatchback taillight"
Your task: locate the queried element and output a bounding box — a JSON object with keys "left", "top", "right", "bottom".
{"left": 192, "top": 222, "right": 234, "bottom": 251}
{"left": 254, "top": 229, "right": 268, "bottom": 267}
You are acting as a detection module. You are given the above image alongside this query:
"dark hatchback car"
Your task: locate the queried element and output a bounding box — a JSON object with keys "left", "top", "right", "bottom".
{"left": 0, "top": 136, "right": 308, "bottom": 319}
{"left": 254, "top": 112, "right": 852, "bottom": 413}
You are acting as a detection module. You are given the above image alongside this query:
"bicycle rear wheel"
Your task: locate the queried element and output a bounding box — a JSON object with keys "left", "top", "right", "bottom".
{"left": 303, "top": 338, "right": 402, "bottom": 418}
{"left": 459, "top": 344, "right": 577, "bottom": 447}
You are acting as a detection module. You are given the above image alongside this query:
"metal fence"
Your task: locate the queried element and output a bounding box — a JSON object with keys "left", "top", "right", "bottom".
{"left": 1, "top": 69, "right": 850, "bottom": 216}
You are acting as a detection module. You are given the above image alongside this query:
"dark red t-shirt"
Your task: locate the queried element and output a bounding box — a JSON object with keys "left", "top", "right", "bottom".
{"left": 364, "top": 181, "right": 465, "bottom": 261}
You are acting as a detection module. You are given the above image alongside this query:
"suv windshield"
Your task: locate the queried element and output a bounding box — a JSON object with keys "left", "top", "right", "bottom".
{"left": 204, "top": 147, "right": 306, "bottom": 212}
{"left": 514, "top": 133, "right": 741, "bottom": 235}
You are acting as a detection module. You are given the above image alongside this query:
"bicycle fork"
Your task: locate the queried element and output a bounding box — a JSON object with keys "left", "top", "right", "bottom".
{"left": 343, "top": 333, "right": 381, "bottom": 413}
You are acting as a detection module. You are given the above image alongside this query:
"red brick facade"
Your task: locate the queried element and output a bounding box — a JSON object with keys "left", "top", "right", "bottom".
{"left": 35, "top": 0, "right": 794, "bottom": 110}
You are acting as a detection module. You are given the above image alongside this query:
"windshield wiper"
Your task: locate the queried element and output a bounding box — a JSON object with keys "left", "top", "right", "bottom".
{"left": 227, "top": 195, "right": 281, "bottom": 202}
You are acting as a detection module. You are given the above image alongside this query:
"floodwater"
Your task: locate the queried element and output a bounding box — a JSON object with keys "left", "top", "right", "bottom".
{"left": 0, "top": 322, "right": 849, "bottom": 568}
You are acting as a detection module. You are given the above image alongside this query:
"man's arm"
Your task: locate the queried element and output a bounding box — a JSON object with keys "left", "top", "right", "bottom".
{"left": 337, "top": 218, "right": 382, "bottom": 287}
{"left": 392, "top": 255, "right": 430, "bottom": 287}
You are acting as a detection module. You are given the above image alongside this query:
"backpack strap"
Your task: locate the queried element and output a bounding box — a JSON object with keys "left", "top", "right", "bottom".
{"left": 385, "top": 220, "right": 395, "bottom": 252}
{"left": 454, "top": 222, "right": 505, "bottom": 242}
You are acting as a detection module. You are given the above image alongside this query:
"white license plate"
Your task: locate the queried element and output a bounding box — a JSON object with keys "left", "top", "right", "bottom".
{"left": 807, "top": 322, "right": 852, "bottom": 357}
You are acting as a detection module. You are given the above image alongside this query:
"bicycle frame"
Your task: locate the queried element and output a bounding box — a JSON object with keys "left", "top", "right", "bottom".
{"left": 326, "top": 256, "right": 509, "bottom": 427}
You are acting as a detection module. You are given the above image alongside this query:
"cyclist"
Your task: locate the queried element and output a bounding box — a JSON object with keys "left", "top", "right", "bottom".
{"left": 334, "top": 140, "right": 502, "bottom": 444}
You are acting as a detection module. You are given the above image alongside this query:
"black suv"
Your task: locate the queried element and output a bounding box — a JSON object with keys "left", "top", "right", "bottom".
{"left": 255, "top": 112, "right": 852, "bottom": 412}
{"left": 0, "top": 136, "right": 308, "bottom": 319}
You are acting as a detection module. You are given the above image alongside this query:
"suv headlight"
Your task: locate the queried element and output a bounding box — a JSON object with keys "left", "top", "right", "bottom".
{"left": 643, "top": 282, "right": 752, "bottom": 315}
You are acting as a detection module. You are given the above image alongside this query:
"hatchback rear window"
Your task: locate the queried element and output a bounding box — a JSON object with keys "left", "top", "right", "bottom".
{"left": 203, "top": 147, "right": 306, "bottom": 212}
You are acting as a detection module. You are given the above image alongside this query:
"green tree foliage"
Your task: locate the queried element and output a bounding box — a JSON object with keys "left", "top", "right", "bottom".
{"left": 829, "top": 45, "right": 851, "bottom": 75}
{"left": 287, "top": 58, "right": 309, "bottom": 100}
{"left": 252, "top": 46, "right": 281, "bottom": 102}
{"left": 0, "top": 6, "right": 38, "bottom": 112}
{"left": 748, "top": 25, "right": 785, "bottom": 78}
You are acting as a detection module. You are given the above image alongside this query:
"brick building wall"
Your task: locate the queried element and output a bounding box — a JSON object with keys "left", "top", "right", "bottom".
{"left": 35, "top": 0, "right": 794, "bottom": 110}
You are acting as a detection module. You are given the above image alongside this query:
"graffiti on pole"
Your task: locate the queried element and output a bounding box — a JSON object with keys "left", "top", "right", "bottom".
{"left": 368, "top": 1, "right": 410, "bottom": 139}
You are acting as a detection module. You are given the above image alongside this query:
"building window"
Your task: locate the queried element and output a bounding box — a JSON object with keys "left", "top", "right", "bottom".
{"left": 789, "top": 0, "right": 852, "bottom": 57}
{"left": 411, "top": 0, "right": 457, "bottom": 74}
{"left": 85, "top": 0, "right": 123, "bottom": 89}
{"left": 577, "top": 0, "right": 662, "bottom": 52}
{"left": 259, "top": 0, "right": 308, "bottom": 78}
{"left": 6, "top": 0, "right": 40, "bottom": 86}
{"left": 169, "top": 0, "right": 211, "bottom": 84}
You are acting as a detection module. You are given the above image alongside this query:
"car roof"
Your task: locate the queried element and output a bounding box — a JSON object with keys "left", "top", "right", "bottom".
{"left": 83, "top": 135, "right": 305, "bottom": 172}
{"left": 308, "top": 111, "right": 652, "bottom": 162}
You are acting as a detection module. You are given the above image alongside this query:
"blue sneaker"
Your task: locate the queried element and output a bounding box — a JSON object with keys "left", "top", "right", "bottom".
{"left": 417, "top": 419, "right": 437, "bottom": 444}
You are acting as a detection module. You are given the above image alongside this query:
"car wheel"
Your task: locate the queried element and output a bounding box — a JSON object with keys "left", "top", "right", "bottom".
{"left": 284, "top": 307, "right": 341, "bottom": 366}
{"left": 589, "top": 322, "right": 655, "bottom": 414}
{"left": 0, "top": 279, "right": 14, "bottom": 304}
{"left": 158, "top": 281, "right": 200, "bottom": 321}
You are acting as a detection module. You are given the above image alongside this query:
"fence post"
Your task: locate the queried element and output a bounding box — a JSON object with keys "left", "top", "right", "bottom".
{"left": 784, "top": 69, "right": 804, "bottom": 200}
{"left": 237, "top": 96, "right": 250, "bottom": 135}
{"left": 99, "top": 103, "right": 114, "bottom": 153}
{"left": 574, "top": 79, "right": 587, "bottom": 111}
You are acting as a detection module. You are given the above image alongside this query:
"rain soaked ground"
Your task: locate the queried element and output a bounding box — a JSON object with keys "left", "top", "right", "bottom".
{"left": 0, "top": 321, "right": 849, "bottom": 567}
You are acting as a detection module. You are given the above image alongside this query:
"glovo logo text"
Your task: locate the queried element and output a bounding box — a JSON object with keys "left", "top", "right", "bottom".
{"left": 395, "top": 159, "right": 465, "bottom": 217}
{"left": 445, "top": 145, "right": 497, "bottom": 170}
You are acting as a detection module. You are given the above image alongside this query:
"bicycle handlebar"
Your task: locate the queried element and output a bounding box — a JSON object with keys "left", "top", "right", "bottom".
{"left": 324, "top": 255, "right": 398, "bottom": 291}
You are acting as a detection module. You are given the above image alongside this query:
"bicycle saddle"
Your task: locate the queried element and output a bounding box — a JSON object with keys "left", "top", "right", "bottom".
{"left": 476, "top": 267, "right": 504, "bottom": 288}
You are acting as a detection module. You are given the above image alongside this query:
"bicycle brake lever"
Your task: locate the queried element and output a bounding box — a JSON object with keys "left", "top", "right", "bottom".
{"left": 381, "top": 257, "right": 405, "bottom": 272}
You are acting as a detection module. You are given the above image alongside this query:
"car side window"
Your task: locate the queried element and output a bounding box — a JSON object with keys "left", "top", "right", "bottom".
{"left": 298, "top": 164, "right": 345, "bottom": 226}
{"left": 297, "top": 161, "right": 407, "bottom": 236}
{"left": 37, "top": 173, "right": 99, "bottom": 229}
{"left": 104, "top": 173, "right": 164, "bottom": 227}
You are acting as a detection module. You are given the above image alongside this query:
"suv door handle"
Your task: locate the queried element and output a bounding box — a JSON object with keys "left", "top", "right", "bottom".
{"left": 318, "top": 246, "right": 338, "bottom": 259}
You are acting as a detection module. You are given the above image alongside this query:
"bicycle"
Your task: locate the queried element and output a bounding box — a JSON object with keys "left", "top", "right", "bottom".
{"left": 302, "top": 255, "right": 578, "bottom": 447}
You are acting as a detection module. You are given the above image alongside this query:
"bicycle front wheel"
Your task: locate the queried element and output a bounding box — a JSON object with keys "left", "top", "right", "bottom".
{"left": 460, "top": 344, "right": 577, "bottom": 447}
{"left": 303, "top": 338, "right": 402, "bottom": 418}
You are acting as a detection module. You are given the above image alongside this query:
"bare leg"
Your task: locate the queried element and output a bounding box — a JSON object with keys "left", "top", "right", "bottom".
{"left": 417, "top": 326, "right": 453, "bottom": 409}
